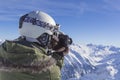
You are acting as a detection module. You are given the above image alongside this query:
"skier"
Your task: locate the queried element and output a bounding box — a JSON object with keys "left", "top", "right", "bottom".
{"left": 0, "top": 11, "right": 72, "bottom": 80}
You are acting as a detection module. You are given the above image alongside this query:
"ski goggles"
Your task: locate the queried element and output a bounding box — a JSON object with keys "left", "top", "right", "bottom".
{"left": 23, "top": 16, "right": 60, "bottom": 31}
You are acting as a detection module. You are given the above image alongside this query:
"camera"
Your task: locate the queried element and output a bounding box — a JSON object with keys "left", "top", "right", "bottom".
{"left": 58, "top": 33, "right": 72, "bottom": 47}
{"left": 51, "top": 32, "right": 72, "bottom": 52}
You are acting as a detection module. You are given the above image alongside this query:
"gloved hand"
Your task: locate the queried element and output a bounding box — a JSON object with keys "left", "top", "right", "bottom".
{"left": 51, "top": 46, "right": 69, "bottom": 60}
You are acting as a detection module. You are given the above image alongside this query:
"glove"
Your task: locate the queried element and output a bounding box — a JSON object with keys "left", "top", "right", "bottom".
{"left": 52, "top": 52, "right": 64, "bottom": 60}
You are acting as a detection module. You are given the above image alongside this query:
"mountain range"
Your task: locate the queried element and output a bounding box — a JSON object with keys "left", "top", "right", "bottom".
{"left": 61, "top": 43, "right": 120, "bottom": 80}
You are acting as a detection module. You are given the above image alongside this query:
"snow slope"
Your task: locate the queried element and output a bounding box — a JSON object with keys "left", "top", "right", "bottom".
{"left": 0, "top": 40, "right": 2, "bottom": 45}
{"left": 0, "top": 39, "right": 4, "bottom": 45}
{"left": 62, "top": 44, "right": 120, "bottom": 80}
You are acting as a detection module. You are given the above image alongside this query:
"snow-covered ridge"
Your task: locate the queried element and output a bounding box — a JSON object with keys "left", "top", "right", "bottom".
{"left": 62, "top": 43, "right": 120, "bottom": 80}
{"left": 0, "top": 39, "right": 4, "bottom": 45}
{"left": 0, "top": 40, "right": 3, "bottom": 45}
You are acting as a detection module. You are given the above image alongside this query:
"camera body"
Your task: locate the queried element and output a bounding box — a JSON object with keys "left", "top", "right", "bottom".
{"left": 58, "top": 33, "right": 72, "bottom": 47}
{"left": 48, "top": 32, "right": 72, "bottom": 56}
{"left": 49, "top": 31, "right": 72, "bottom": 52}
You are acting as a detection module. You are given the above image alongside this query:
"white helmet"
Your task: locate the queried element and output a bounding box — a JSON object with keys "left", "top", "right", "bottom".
{"left": 19, "top": 11, "right": 60, "bottom": 38}
{"left": 19, "top": 11, "right": 60, "bottom": 47}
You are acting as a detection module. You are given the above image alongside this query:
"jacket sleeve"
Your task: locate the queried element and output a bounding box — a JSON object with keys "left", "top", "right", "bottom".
{"left": 52, "top": 52, "right": 64, "bottom": 69}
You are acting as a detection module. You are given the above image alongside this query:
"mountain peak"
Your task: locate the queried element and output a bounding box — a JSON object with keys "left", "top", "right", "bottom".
{"left": 62, "top": 43, "right": 120, "bottom": 80}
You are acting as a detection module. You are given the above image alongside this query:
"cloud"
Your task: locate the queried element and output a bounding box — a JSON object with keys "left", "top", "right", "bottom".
{"left": 0, "top": 0, "right": 120, "bottom": 21}
{"left": 77, "top": 0, "right": 120, "bottom": 15}
{"left": 0, "top": 0, "right": 89, "bottom": 21}
{"left": 0, "top": 0, "right": 41, "bottom": 21}
{"left": 103, "top": 0, "right": 120, "bottom": 11}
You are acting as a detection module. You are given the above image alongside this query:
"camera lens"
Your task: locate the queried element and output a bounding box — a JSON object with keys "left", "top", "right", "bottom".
{"left": 68, "top": 38, "right": 72, "bottom": 45}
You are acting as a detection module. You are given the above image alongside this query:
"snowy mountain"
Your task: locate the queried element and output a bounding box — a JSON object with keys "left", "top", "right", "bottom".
{"left": 61, "top": 44, "right": 120, "bottom": 80}
{"left": 0, "top": 40, "right": 2, "bottom": 45}
{"left": 0, "top": 39, "right": 4, "bottom": 45}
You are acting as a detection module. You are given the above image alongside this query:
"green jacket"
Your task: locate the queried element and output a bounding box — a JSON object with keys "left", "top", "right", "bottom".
{"left": 0, "top": 39, "right": 64, "bottom": 80}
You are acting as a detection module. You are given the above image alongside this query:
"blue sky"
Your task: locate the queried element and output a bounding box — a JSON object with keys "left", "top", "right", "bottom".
{"left": 0, "top": 0, "right": 120, "bottom": 47}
